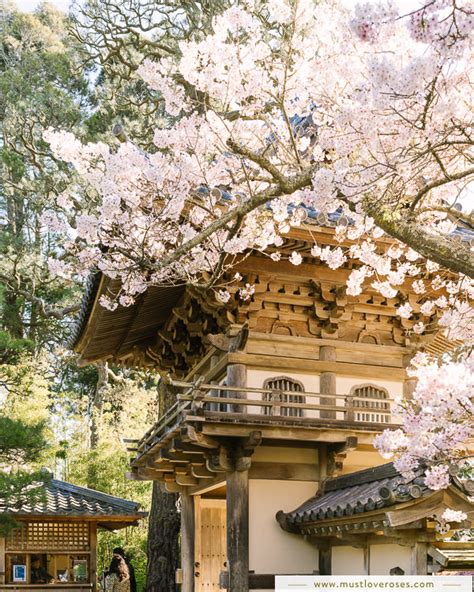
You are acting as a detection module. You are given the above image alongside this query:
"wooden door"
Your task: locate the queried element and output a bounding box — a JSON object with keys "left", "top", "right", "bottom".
{"left": 195, "top": 498, "right": 227, "bottom": 591}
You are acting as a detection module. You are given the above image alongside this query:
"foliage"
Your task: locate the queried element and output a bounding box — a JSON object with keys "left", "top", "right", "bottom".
{"left": 68, "top": 441, "right": 152, "bottom": 591}
{"left": 0, "top": 2, "right": 94, "bottom": 347}
{"left": 0, "top": 5, "right": 156, "bottom": 585}
{"left": 0, "top": 414, "right": 50, "bottom": 535}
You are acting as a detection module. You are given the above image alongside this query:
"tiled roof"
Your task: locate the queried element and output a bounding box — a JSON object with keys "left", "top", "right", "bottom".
{"left": 1, "top": 478, "right": 145, "bottom": 521}
{"left": 277, "top": 462, "right": 473, "bottom": 532}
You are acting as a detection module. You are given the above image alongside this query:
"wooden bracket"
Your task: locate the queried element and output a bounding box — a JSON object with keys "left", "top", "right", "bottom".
{"left": 182, "top": 424, "right": 220, "bottom": 449}
{"left": 327, "top": 436, "right": 358, "bottom": 476}
{"left": 205, "top": 324, "right": 248, "bottom": 353}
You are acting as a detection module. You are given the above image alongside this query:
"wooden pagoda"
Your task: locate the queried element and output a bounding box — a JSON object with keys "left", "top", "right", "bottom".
{"left": 71, "top": 224, "right": 473, "bottom": 591}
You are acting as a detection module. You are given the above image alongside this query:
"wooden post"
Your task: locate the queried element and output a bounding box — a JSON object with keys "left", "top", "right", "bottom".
{"left": 320, "top": 346, "right": 336, "bottom": 419}
{"left": 226, "top": 363, "right": 247, "bottom": 413}
{"left": 226, "top": 467, "right": 249, "bottom": 592}
{"left": 319, "top": 546, "right": 332, "bottom": 575}
{"left": 90, "top": 522, "right": 97, "bottom": 592}
{"left": 403, "top": 379, "right": 417, "bottom": 399}
{"left": 411, "top": 542, "right": 428, "bottom": 575}
{"left": 194, "top": 496, "right": 202, "bottom": 592}
{"left": 0, "top": 537, "right": 5, "bottom": 586}
{"left": 319, "top": 444, "right": 328, "bottom": 482}
{"left": 363, "top": 545, "right": 369, "bottom": 575}
{"left": 181, "top": 491, "right": 195, "bottom": 592}
{"left": 209, "top": 354, "right": 220, "bottom": 412}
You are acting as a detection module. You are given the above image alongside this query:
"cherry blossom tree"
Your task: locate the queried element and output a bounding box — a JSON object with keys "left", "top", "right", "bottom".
{"left": 374, "top": 350, "right": 473, "bottom": 489}
{"left": 43, "top": 0, "right": 473, "bottom": 483}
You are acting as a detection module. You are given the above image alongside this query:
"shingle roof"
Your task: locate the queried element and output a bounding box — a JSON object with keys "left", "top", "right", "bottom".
{"left": 1, "top": 478, "right": 146, "bottom": 525}
{"left": 277, "top": 462, "right": 473, "bottom": 533}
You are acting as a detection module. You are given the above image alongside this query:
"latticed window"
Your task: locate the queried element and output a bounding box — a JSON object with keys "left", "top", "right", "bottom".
{"left": 263, "top": 376, "right": 305, "bottom": 417}
{"left": 6, "top": 521, "right": 90, "bottom": 552}
{"left": 350, "top": 384, "right": 391, "bottom": 423}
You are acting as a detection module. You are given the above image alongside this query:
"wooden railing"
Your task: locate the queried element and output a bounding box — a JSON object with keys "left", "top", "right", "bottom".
{"left": 134, "top": 381, "right": 397, "bottom": 456}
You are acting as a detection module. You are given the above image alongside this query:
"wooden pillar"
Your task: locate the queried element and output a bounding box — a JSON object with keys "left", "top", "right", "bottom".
{"left": 226, "top": 467, "right": 249, "bottom": 592}
{"left": 319, "top": 545, "right": 331, "bottom": 575}
{"left": 403, "top": 379, "right": 417, "bottom": 399}
{"left": 181, "top": 492, "right": 195, "bottom": 592}
{"left": 363, "top": 545, "right": 369, "bottom": 575}
{"left": 226, "top": 363, "right": 247, "bottom": 413}
{"left": 320, "top": 346, "right": 336, "bottom": 419}
{"left": 0, "top": 537, "right": 5, "bottom": 586}
{"left": 209, "top": 354, "right": 220, "bottom": 412}
{"left": 318, "top": 444, "right": 328, "bottom": 482}
{"left": 411, "top": 542, "right": 428, "bottom": 575}
{"left": 90, "top": 523, "right": 97, "bottom": 592}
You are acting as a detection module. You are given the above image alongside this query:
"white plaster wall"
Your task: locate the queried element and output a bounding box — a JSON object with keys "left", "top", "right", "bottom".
{"left": 332, "top": 546, "right": 365, "bottom": 575}
{"left": 249, "top": 479, "right": 318, "bottom": 578}
{"left": 340, "top": 450, "right": 387, "bottom": 474}
{"left": 369, "top": 544, "right": 412, "bottom": 575}
{"left": 252, "top": 446, "right": 318, "bottom": 464}
{"left": 247, "top": 368, "right": 320, "bottom": 417}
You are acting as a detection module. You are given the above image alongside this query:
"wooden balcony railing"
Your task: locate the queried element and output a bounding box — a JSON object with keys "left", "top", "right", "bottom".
{"left": 134, "top": 381, "right": 398, "bottom": 457}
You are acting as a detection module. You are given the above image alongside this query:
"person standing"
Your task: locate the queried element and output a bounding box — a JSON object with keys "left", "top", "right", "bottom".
{"left": 105, "top": 555, "right": 130, "bottom": 592}
{"left": 112, "top": 548, "right": 137, "bottom": 592}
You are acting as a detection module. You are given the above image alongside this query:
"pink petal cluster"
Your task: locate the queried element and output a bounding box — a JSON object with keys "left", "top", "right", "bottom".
{"left": 374, "top": 353, "right": 474, "bottom": 486}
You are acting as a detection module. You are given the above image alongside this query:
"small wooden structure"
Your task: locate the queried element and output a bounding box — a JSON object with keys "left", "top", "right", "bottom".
{"left": 0, "top": 478, "right": 146, "bottom": 591}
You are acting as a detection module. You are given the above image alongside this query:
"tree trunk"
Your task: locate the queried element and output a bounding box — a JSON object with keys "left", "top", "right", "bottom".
{"left": 146, "top": 482, "right": 180, "bottom": 592}
{"left": 146, "top": 379, "right": 180, "bottom": 592}
{"left": 86, "top": 362, "right": 107, "bottom": 488}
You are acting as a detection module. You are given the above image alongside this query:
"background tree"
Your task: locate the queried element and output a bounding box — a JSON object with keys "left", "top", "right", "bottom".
{"left": 0, "top": 4, "right": 156, "bottom": 588}
{"left": 0, "top": 332, "right": 50, "bottom": 535}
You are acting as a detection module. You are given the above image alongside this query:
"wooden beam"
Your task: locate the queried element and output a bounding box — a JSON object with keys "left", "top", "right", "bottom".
{"left": 162, "top": 481, "right": 184, "bottom": 494}
{"left": 171, "top": 439, "right": 207, "bottom": 454}
{"left": 228, "top": 352, "right": 407, "bottom": 380}
{"left": 181, "top": 492, "right": 195, "bottom": 592}
{"left": 411, "top": 542, "right": 428, "bottom": 575}
{"left": 227, "top": 468, "right": 249, "bottom": 592}
{"left": 161, "top": 449, "right": 205, "bottom": 464}
{"left": 428, "top": 545, "right": 448, "bottom": 568}
{"left": 249, "top": 462, "right": 319, "bottom": 481}
{"left": 176, "top": 474, "right": 199, "bottom": 486}
{"left": 201, "top": 422, "right": 379, "bottom": 445}
{"left": 189, "top": 476, "right": 226, "bottom": 496}
{"left": 183, "top": 425, "right": 220, "bottom": 449}
{"left": 191, "top": 465, "right": 216, "bottom": 479}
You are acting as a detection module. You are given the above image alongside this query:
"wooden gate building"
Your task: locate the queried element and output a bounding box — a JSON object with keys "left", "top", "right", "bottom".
{"left": 71, "top": 224, "right": 474, "bottom": 591}
{"left": 0, "top": 477, "right": 146, "bottom": 591}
